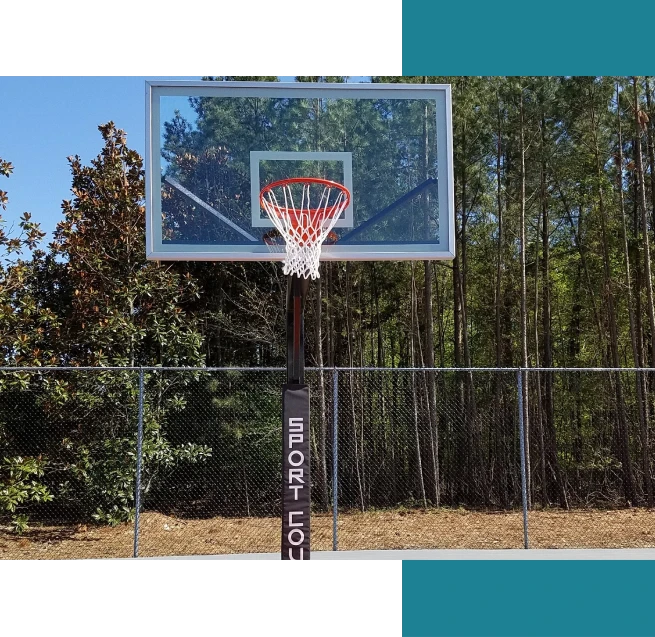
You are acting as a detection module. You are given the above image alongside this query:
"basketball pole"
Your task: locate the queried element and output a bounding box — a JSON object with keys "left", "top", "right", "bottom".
{"left": 259, "top": 178, "right": 350, "bottom": 560}
{"left": 281, "top": 274, "right": 311, "bottom": 560}
{"left": 287, "top": 274, "right": 309, "bottom": 385}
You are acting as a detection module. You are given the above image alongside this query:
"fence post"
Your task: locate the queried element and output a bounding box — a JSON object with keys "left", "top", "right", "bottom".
{"left": 332, "top": 369, "right": 339, "bottom": 551}
{"left": 517, "top": 369, "right": 529, "bottom": 549}
{"left": 133, "top": 368, "right": 145, "bottom": 558}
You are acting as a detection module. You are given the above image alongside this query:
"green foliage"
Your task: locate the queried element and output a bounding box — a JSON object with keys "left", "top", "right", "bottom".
{"left": 0, "top": 156, "right": 12, "bottom": 210}
{"left": 0, "top": 154, "right": 57, "bottom": 368}
{"left": 1, "top": 131, "right": 214, "bottom": 526}
{"left": 52, "top": 122, "right": 204, "bottom": 368}
{"left": 3, "top": 77, "right": 655, "bottom": 520}
{"left": 0, "top": 456, "right": 53, "bottom": 533}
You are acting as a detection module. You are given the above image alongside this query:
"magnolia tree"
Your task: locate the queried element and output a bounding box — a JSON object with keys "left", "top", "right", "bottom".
{"left": 0, "top": 155, "right": 55, "bottom": 532}
{"left": 1, "top": 126, "right": 212, "bottom": 530}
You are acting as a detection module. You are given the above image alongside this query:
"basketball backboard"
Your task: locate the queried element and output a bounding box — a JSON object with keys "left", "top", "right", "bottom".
{"left": 145, "top": 81, "right": 454, "bottom": 261}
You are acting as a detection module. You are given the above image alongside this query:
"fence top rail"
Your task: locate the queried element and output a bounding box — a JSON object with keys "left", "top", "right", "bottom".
{"left": 2, "top": 366, "right": 655, "bottom": 373}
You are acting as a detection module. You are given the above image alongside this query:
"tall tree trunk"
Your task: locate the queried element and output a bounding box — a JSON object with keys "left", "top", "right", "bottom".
{"left": 452, "top": 254, "right": 463, "bottom": 369}
{"left": 433, "top": 264, "right": 450, "bottom": 499}
{"left": 534, "top": 194, "right": 547, "bottom": 508}
{"left": 345, "top": 263, "right": 365, "bottom": 511}
{"left": 590, "top": 90, "right": 635, "bottom": 504}
{"left": 617, "top": 82, "right": 652, "bottom": 506}
{"left": 389, "top": 330, "right": 399, "bottom": 503}
{"left": 357, "top": 282, "right": 367, "bottom": 507}
{"left": 326, "top": 263, "right": 335, "bottom": 367}
{"left": 519, "top": 89, "right": 532, "bottom": 508}
{"left": 452, "top": 112, "right": 465, "bottom": 500}
{"left": 434, "top": 264, "right": 446, "bottom": 369}
{"left": 644, "top": 78, "right": 655, "bottom": 239}
{"left": 421, "top": 81, "right": 440, "bottom": 506}
{"left": 633, "top": 77, "right": 655, "bottom": 504}
{"left": 455, "top": 108, "right": 487, "bottom": 502}
{"left": 370, "top": 263, "right": 391, "bottom": 503}
{"left": 415, "top": 276, "right": 439, "bottom": 506}
{"left": 239, "top": 438, "right": 251, "bottom": 517}
{"left": 410, "top": 263, "right": 428, "bottom": 508}
{"left": 494, "top": 93, "right": 511, "bottom": 507}
{"left": 314, "top": 277, "right": 330, "bottom": 510}
{"left": 633, "top": 77, "right": 655, "bottom": 369}
{"left": 372, "top": 264, "right": 384, "bottom": 368}
{"left": 423, "top": 263, "right": 440, "bottom": 505}
{"left": 540, "top": 111, "right": 567, "bottom": 509}
{"left": 569, "top": 276, "right": 583, "bottom": 495}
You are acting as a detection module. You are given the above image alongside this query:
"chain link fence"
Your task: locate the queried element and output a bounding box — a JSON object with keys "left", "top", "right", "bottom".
{"left": 1, "top": 367, "right": 654, "bottom": 558}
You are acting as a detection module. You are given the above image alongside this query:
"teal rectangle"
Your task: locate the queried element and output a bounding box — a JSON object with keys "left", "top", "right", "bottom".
{"left": 402, "top": 0, "right": 655, "bottom": 75}
{"left": 403, "top": 561, "right": 655, "bottom": 637}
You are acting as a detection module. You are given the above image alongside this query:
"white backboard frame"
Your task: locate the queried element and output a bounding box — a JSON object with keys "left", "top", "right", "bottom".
{"left": 145, "top": 80, "right": 455, "bottom": 261}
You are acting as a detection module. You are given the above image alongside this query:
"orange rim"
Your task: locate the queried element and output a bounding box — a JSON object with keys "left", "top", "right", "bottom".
{"left": 259, "top": 177, "right": 351, "bottom": 222}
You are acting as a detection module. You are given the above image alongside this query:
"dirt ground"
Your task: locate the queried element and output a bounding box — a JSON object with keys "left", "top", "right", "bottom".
{"left": 1, "top": 508, "right": 654, "bottom": 559}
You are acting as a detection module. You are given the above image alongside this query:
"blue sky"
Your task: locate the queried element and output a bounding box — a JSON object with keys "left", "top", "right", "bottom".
{"left": 0, "top": 77, "right": 197, "bottom": 241}
{"left": 0, "top": 76, "right": 370, "bottom": 243}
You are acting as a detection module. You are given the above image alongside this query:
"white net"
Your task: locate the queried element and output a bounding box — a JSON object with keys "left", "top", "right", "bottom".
{"left": 260, "top": 179, "right": 350, "bottom": 280}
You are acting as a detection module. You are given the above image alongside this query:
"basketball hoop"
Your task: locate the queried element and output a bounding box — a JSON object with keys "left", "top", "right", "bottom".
{"left": 260, "top": 177, "right": 350, "bottom": 280}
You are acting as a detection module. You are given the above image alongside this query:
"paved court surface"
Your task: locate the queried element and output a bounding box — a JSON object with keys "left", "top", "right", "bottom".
{"left": 158, "top": 548, "right": 655, "bottom": 560}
